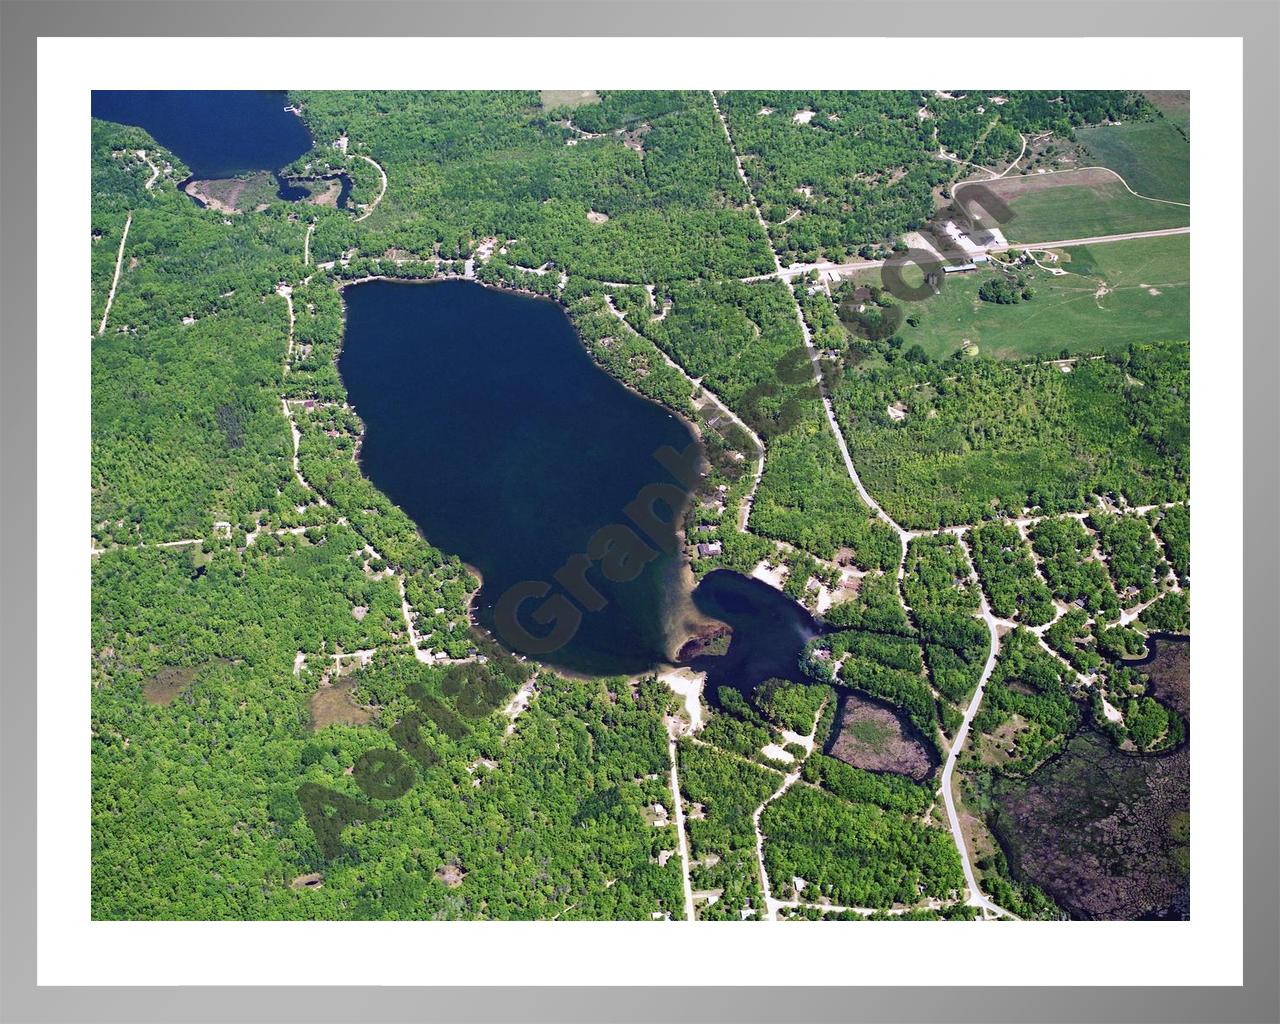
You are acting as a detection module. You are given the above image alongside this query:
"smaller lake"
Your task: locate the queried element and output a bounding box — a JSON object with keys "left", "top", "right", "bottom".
{"left": 684, "top": 570, "right": 822, "bottom": 705}
{"left": 91, "top": 90, "right": 313, "bottom": 178}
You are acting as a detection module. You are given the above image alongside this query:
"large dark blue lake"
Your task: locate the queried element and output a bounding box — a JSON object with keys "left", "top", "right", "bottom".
{"left": 341, "top": 279, "right": 713, "bottom": 677}
{"left": 91, "top": 90, "right": 312, "bottom": 178}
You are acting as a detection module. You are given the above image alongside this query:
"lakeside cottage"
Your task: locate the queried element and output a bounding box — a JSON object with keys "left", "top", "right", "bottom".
{"left": 697, "top": 541, "right": 723, "bottom": 557}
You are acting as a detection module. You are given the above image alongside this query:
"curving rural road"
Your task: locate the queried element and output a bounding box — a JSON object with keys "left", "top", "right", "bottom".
{"left": 713, "top": 90, "right": 1019, "bottom": 915}
{"left": 353, "top": 153, "right": 387, "bottom": 222}
{"left": 955, "top": 163, "right": 1190, "bottom": 210}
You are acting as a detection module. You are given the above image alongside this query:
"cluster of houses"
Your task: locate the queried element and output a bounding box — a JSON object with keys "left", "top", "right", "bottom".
{"left": 694, "top": 484, "right": 729, "bottom": 557}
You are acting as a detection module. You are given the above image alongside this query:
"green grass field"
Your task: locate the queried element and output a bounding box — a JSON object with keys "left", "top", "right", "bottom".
{"left": 857, "top": 233, "right": 1189, "bottom": 361}
{"left": 1144, "top": 91, "right": 1191, "bottom": 139}
{"left": 1000, "top": 180, "right": 1189, "bottom": 243}
{"left": 1076, "top": 122, "right": 1190, "bottom": 204}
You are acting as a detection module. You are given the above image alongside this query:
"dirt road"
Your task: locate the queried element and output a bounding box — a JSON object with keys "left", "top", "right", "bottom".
{"left": 353, "top": 154, "right": 387, "bottom": 222}
{"left": 96, "top": 212, "right": 132, "bottom": 336}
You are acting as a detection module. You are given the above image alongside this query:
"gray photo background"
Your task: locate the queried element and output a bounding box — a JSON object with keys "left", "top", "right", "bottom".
{"left": 1, "top": 1, "right": 1276, "bottom": 1022}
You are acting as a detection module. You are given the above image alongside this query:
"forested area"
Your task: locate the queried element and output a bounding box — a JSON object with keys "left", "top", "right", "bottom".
{"left": 903, "top": 536, "right": 990, "bottom": 705}
{"left": 630, "top": 276, "right": 900, "bottom": 570}
{"left": 801, "top": 754, "right": 931, "bottom": 817}
{"left": 762, "top": 784, "right": 964, "bottom": 908}
{"left": 91, "top": 120, "right": 309, "bottom": 544}
{"left": 676, "top": 740, "right": 777, "bottom": 919}
{"left": 748, "top": 411, "right": 901, "bottom": 569}
{"left": 1042, "top": 609, "right": 1105, "bottom": 676}
{"left": 833, "top": 343, "right": 1190, "bottom": 529}
{"left": 718, "top": 90, "right": 1155, "bottom": 262}
{"left": 1029, "top": 516, "right": 1120, "bottom": 620}
{"left": 1088, "top": 511, "right": 1169, "bottom": 602}
{"left": 822, "top": 571, "right": 912, "bottom": 636}
{"left": 966, "top": 523, "right": 1056, "bottom": 626}
{"left": 1140, "top": 590, "right": 1190, "bottom": 634}
{"left": 1151, "top": 504, "right": 1190, "bottom": 584}
{"left": 289, "top": 90, "right": 774, "bottom": 281}
{"left": 93, "top": 525, "right": 687, "bottom": 918}
{"left": 754, "top": 677, "right": 830, "bottom": 735}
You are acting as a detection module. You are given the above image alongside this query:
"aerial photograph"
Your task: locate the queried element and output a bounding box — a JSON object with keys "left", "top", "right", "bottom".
{"left": 90, "top": 89, "right": 1190, "bottom": 922}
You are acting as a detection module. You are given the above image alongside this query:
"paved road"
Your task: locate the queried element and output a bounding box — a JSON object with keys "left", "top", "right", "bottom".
{"left": 745, "top": 226, "right": 1191, "bottom": 284}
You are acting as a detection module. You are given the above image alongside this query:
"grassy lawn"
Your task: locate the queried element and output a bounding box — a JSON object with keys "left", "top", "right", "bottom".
{"left": 1076, "top": 121, "right": 1190, "bottom": 203}
{"left": 1002, "top": 180, "right": 1189, "bottom": 243}
{"left": 849, "top": 233, "right": 1188, "bottom": 362}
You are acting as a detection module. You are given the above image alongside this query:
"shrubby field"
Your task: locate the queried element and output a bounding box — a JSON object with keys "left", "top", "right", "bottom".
{"left": 981, "top": 176, "right": 1189, "bottom": 243}
{"left": 832, "top": 341, "right": 1190, "bottom": 529}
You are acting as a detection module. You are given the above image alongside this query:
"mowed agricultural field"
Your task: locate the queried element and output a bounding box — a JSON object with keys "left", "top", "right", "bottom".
{"left": 959, "top": 168, "right": 1189, "bottom": 245}
{"left": 857, "top": 233, "right": 1189, "bottom": 361}
{"left": 1076, "top": 121, "right": 1190, "bottom": 203}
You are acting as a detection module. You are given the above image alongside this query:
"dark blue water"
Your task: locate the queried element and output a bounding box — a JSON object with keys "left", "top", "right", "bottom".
{"left": 340, "top": 279, "right": 703, "bottom": 677}
{"left": 686, "top": 569, "right": 822, "bottom": 702}
{"left": 91, "top": 90, "right": 312, "bottom": 178}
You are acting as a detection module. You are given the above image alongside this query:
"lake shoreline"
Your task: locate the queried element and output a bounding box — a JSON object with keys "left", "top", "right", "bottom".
{"left": 331, "top": 274, "right": 785, "bottom": 679}
{"left": 337, "top": 278, "right": 709, "bottom": 678}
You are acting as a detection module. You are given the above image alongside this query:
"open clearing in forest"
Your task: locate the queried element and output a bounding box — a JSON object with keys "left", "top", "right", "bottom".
{"left": 858, "top": 233, "right": 1189, "bottom": 361}
{"left": 1076, "top": 121, "right": 1190, "bottom": 204}
{"left": 540, "top": 90, "right": 601, "bottom": 110}
{"left": 309, "top": 676, "right": 374, "bottom": 729}
{"left": 142, "top": 664, "right": 200, "bottom": 705}
{"left": 960, "top": 168, "right": 1189, "bottom": 244}
{"left": 827, "top": 692, "right": 936, "bottom": 782}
